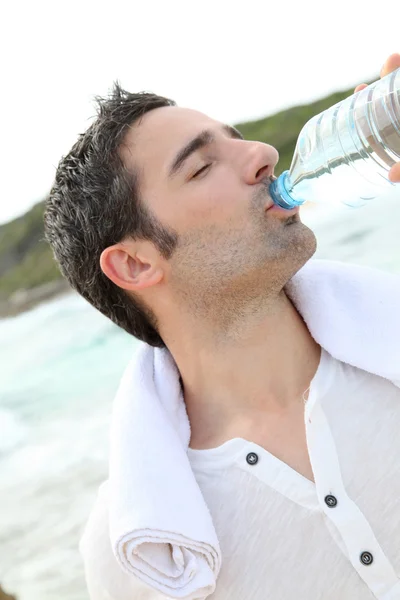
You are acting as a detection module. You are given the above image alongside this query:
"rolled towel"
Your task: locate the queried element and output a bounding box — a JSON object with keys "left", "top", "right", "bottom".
{"left": 108, "top": 345, "right": 221, "bottom": 599}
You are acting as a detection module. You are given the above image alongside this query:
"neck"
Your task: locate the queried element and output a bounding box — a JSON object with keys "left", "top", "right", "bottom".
{"left": 160, "top": 289, "right": 321, "bottom": 449}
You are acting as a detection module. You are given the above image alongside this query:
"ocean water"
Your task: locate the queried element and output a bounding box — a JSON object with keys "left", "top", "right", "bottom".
{"left": 1, "top": 190, "right": 399, "bottom": 600}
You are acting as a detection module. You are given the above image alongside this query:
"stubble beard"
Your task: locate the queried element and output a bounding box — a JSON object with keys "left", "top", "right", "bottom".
{"left": 168, "top": 187, "right": 317, "bottom": 328}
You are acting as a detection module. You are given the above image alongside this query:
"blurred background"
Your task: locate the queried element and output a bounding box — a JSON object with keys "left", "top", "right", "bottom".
{"left": 0, "top": 1, "right": 399, "bottom": 598}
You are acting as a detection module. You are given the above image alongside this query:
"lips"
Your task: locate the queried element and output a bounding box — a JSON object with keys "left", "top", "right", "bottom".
{"left": 264, "top": 176, "right": 299, "bottom": 215}
{"left": 265, "top": 176, "right": 277, "bottom": 211}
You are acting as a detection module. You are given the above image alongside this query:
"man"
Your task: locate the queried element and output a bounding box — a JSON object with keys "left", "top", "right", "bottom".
{"left": 44, "top": 54, "right": 400, "bottom": 599}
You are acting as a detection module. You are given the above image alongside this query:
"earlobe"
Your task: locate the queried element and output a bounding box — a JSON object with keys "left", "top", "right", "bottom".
{"left": 100, "top": 245, "right": 163, "bottom": 292}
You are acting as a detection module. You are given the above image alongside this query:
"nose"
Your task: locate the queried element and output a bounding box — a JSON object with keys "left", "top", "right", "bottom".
{"left": 240, "top": 141, "right": 279, "bottom": 185}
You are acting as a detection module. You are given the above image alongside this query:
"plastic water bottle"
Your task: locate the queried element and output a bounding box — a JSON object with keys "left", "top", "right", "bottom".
{"left": 269, "top": 69, "right": 400, "bottom": 210}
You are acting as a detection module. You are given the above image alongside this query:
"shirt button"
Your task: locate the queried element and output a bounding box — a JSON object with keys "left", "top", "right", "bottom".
{"left": 360, "top": 552, "right": 374, "bottom": 566}
{"left": 324, "top": 495, "right": 338, "bottom": 508}
{"left": 246, "top": 452, "right": 259, "bottom": 465}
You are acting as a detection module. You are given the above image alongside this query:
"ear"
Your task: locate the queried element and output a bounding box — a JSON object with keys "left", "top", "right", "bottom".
{"left": 100, "top": 240, "right": 164, "bottom": 292}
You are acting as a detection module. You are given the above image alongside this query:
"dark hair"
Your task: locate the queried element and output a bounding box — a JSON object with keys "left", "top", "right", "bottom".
{"left": 44, "top": 83, "right": 178, "bottom": 347}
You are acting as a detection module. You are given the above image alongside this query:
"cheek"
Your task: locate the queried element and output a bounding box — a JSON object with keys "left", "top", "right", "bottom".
{"left": 178, "top": 177, "right": 247, "bottom": 231}
{"left": 146, "top": 169, "right": 248, "bottom": 234}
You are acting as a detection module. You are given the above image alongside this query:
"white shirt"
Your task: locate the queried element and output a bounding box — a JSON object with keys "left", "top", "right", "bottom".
{"left": 81, "top": 349, "right": 400, "bottom": 599}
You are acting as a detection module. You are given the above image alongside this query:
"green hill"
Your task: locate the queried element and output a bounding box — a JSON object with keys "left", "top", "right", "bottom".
{"left": 0, "top": 80, "right": 370, "bottom": 314}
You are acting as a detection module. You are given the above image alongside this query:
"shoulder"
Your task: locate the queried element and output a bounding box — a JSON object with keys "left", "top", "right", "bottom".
{"left": 286, "top": 259, "right": 400, "bottom": 382}
{"left": 288, "top": 258, "right": 400, "bottom": 297}
{"left": 79, "top": 481, "right": 162, "bottom": 600}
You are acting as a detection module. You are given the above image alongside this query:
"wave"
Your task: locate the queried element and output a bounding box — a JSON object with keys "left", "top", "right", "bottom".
{"left": 0, "top": 409, "right": 27, "bottom": 454}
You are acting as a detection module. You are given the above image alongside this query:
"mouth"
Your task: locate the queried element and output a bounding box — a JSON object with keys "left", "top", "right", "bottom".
{"left": 265, "top": 176, "right": 278, "bottom": 211}
{"left": 264, "top": 176, "right": 300, "bottom": 217}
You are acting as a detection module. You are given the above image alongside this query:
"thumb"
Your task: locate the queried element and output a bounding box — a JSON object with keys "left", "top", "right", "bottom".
{"left": 388, "top": 162, "right": 400, "bottom": 183}
{"left": 380, "top": 53, "right": 400, "bottom": 78}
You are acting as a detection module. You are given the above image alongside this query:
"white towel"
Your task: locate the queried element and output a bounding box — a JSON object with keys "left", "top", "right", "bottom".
{"left": 108, "top": 259, "right": 400, "bottom": 599}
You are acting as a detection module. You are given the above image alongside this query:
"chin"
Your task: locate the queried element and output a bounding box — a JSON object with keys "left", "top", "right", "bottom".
{"left": 280, "top": 222, "right": 318, "bottom": 282}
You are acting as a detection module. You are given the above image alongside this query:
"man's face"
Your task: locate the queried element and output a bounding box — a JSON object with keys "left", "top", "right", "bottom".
{"left": 121, "top": 106, "right": 316, "bottom": 311}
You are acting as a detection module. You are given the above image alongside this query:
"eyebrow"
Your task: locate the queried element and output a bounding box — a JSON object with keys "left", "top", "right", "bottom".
{"left": 168, "top": 124, "right": 244, "bottom": 179}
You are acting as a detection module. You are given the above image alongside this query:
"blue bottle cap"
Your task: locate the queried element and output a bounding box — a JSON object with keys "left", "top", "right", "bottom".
{"left": 269, "top": 171, "right": 305, "bottom": 209}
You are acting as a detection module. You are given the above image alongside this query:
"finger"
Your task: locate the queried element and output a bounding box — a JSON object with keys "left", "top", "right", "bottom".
{"left": 388, "top": 162, "right": 400, "bottom": 183}
{"left": 354, "top": 83, "right": 368, "bottom": 93}
{"left": 380, "top": 53, "right": 400, "bottom": 78}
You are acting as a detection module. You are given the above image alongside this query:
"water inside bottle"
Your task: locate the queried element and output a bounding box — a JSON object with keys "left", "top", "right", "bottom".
{"left": 286, "top": 158, "right": 396, "bottom": 209}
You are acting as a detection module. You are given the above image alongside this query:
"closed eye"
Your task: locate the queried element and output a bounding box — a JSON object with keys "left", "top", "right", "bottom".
{"left": 192, "top": 164, "right": 211, "bottom": 179}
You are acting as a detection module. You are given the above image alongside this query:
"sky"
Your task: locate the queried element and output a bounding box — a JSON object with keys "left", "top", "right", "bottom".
{"left": 0, "top": 0, "right": 399, "bottom": 225}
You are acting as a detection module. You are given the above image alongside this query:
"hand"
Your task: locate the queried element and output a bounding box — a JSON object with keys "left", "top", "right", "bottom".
{"left": 354, "top": 53, "right": 400, "bottom": 183}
